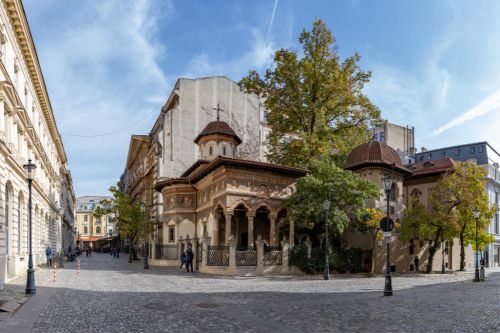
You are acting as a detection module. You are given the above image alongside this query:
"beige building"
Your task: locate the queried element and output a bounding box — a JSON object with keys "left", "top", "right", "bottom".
{"left": 344, "top": 141, "right": 474, "bottom": 273}
{"left": 75, "top": 196, "right": 114, "bottom": 250}
{"left": 371, "top": 121, "right": 416, "bottom": 163}
{"left": 0, "top": 0, "right": 75, "bottom": 284}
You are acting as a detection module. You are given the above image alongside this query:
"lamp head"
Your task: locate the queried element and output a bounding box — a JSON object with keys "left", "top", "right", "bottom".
{"left": 323, "top": 199, "right": 330, "bottom": 211}
{"left": 383, "top": 173, "right": 393, "bottom": 191}
{"left": 23, "top": 159, "right": 36, "bottom": 181}
{"left": 473, "top": 208, "right": 480, "bottom": 219}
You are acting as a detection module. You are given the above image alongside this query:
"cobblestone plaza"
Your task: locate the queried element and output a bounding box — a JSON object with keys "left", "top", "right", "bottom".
{"left": 0, "top": 253, "right": 498, "bottom": 332}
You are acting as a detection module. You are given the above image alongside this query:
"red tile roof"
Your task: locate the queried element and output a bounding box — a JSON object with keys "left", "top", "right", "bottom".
{"left": 345, "top": 141, "right": 411, "bottom": 174}
{"left": 406, "top": 158, "right": 455, "bottom": 177}
{"left": 194, "top": 120, "right": 242, "bottom": 144}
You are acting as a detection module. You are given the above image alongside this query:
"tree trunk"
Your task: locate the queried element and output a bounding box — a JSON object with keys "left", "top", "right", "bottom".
{"left": 426, "top": 228, "right": 442, "bottom": 273}
{"left": 459, "top": 229, "right": 465, "bottom": 271}
{"left": 128, "top": 237, "right": 134, "bottom": 263}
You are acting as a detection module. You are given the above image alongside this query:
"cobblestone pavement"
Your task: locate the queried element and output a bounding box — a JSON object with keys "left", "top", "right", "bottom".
{"left": 2, "top": 253, "right": 500, "bottom": 332}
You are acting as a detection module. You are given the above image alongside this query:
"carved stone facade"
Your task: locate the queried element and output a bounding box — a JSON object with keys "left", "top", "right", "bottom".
{"left": 154, "top": 119, "right": 305, "bottom": 273}
{"left": 0, "top": 0, "right": 75, "bottom": 283}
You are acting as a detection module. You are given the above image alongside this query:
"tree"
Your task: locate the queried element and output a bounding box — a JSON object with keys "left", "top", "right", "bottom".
{"left": 401, "top": 161, "right": 495, "bottom": 272}
{"left": 286, "top": 157, "right": 380, "bottom": 245}
{"left": 95, "top": 187, "right": 156, "bottom": 263}
{"left": 239, "top": 19, "right": 381, "bottom": 168}
{"left": 433, "top": 162, "right": 495, "bottom": 270}
{"left": 362, "top": 208, "right": 385, "bottom": 273}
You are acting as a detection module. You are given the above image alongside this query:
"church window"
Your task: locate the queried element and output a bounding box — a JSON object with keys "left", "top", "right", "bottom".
{"left": 209, "top": 146, "right": 213, "bottom": 156}
{"left": 168, "top": 226, "right": 175, "bottom": 242}
{"left": 223, "top": 146, "right": 227, "bottom": 156}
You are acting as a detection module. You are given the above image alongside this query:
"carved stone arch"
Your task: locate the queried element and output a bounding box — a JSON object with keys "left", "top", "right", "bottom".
{"left": 253, "top": 201, "right": 275, "bottom": 216}
{"left": 228, "top": 200, "right": 253, "bottom": 214}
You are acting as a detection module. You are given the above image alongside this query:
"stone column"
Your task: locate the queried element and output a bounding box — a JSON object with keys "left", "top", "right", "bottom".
{"left": 269, "top": 215, "right": 277, "bottom": 246}
{"left": 247, "top": 212, "right": 255, "bottom": 248}
{"left": 289, "top": 219, "right": 295, "bottom": 247}
{"left": 224, "top": 212, "right": 233, "bottom": 246}
{"left": 306, "top": 236, "right": 312, "bottom": 259}
{"left": 228, "top": 236, "right": 237, "bottom": 274}
{"left": 281, "top": 236, "right": 289, "bottom": 274}
{"left": 0, "top": 100, "right": 5, "bottom": 141}
{"left": 192, "top": 237, "right": 198, "bottom": 270}
{"left": 201, "top": 235, "right": 211, "bottom": 267}
{"left": 213, "top": 214, "right": 220, "bottom": 246}
{"left": 256, "top": 235, "right": 264, "bottom": 275}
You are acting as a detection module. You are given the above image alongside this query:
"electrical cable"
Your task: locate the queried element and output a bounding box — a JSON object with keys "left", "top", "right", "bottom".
{"left": 60, "top": 107, "right": 158, "bottom": 138}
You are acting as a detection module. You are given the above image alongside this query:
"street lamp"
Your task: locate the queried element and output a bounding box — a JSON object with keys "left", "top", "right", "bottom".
{"left": 383, "top": 173, "right": 393, "bottom": 296}
{"left": 323, "top": 194, "right": 331, "bottom": 280}
{"left": 140, "top": 203, "right": 149, "bottom": 269}
{"left": 23, "top": 159, "right": 36, "bottom": 295}
{"left": 473, "top": 208, "right": 480, "bottom": 282}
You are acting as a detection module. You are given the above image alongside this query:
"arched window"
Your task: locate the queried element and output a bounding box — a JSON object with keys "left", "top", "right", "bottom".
{"left": 209, "top": 146, "right": 213, "bottom": 156}
{"left": 390, "top": 183, "right": 397, "bottom": 201}
{"left": 223, "top": 146, "right": 227, "bottom": 156}
{"left": 84, "top": 226, "right": 88, "bottom": 234}
{"left": 96, "top": 226, "right": 101, "bottom": 234}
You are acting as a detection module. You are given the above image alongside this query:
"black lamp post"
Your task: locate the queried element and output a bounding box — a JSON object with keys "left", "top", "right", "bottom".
{"left": 441, "top": 233, "right": 446, "bottom": 274}
{"left": 23, "top": 159, "right": 36, "bottom": 295}
{"left": 473, "top": 208, "right": 480, "bottom": 282}
{"left": 323, "top": 194, "right": 331, "bottom": 280}
{"left": 383, "top": 173, "right": 393, "bottom": 296}
{"left": 140, "top": 203, "right": 149, "bottom": 269}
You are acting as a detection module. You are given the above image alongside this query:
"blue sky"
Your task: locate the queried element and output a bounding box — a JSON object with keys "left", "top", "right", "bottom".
{"left": 23, "top": 0, "right": 500, "bottom": 196}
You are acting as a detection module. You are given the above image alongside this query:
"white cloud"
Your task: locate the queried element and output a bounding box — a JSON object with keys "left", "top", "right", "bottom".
{"left": 29, "top": 0, "right": 171, "bottom": 195}
{"left": 433, "top": 90, "right": 500, "bottom": 136}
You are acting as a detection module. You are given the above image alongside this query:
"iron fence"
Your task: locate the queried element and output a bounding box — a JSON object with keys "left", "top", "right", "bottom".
{"left": 236, "top": 249, "right": 257, "bottom": 266}
{"left": 264, "top": 246, "right": 282, "bottom": 265}
{"left": 207, "top": 245, "right": 229, "bottom": 266}
{"left": 155, "top": 244, "right": 178, "bottom": 260}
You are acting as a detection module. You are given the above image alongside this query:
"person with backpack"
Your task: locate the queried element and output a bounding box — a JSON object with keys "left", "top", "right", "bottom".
{"left": 179, "top": 251, "right": 187, "bottom": 270}
{"left": 185, "top": 246, "right": 194, "bottom": 273}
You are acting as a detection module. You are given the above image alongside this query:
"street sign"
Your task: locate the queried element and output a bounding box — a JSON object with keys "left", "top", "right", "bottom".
{"left": 383, "top": 231, "right": 392, "bottom": 239}
{"left": 380, "top": 217, "right": 394, "bottom": 232}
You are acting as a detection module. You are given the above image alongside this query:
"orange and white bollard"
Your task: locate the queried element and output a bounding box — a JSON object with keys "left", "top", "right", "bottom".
{"left": 53, "top": 262, "right": 57, "bottom": 283}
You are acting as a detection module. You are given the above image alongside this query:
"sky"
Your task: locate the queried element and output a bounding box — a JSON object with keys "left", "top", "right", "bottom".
{"left": 22, "top": 0, "right": 500, "bottom": 196}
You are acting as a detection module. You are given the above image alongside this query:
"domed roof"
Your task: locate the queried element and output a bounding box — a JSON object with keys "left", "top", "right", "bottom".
{"left": 194, "top": 120, "right": 242, "bottom": 145}
{"left": 345, "top": 141, "right": 410, "bottom": 174}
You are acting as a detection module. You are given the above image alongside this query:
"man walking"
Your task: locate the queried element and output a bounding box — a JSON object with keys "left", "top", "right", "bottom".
{"left": 185, "top": 246, "right": 194, "bottom": 273}
{"left": 46, "top": 246, "right": 53, "bottom": 267}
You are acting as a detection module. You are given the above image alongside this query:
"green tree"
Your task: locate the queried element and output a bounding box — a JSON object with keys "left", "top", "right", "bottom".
{"left": 286, "top": 157, "right": 379, "bottom": 245}
{"left": 239, "top": 19, "right": 380, "bottom": 168}
{"left": 434, "top": 162, "right": 495, "bottom": 270}
{"left": 363, "top": 208, "right": 385, "bottom": 273}
{"left": 95, "top": 187, "right": 156, "bottom": 263}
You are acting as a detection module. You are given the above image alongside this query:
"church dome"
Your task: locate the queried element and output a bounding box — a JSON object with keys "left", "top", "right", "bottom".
{"left": 194, "top": 120, "right": 242, "bottom": 145}
{"left": 345, "top": 141, "right": 410, "bottom": 174}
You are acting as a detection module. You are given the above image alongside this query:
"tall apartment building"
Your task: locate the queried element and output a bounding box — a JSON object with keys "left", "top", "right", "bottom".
{"left": 119, "top": 76, "right": 269, "bottom": 244}
{"left": 0, "top": 0, "right": 75, "bottom": 283}
{"left": 371, "top": 121, "right": 416, "bottom": 164}
{"left": 416, "top": 142, "right": 500, "bottom": 267}
{"left": 75, "top": 196, "right": 114, "bottom": 250}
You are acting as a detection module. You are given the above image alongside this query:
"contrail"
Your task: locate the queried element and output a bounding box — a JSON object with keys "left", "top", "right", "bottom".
{"left": 266, "top": 0, "right": 279, "bottom": 42}
{"left": 433, "top": 89, "right": 500, "bottom": 136}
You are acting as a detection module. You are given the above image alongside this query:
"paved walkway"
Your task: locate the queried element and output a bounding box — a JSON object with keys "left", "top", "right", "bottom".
{"left": 1, "top": 253, "right": 499, "bottom": 332}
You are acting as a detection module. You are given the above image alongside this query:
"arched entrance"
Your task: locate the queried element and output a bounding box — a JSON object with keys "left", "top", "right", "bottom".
{"left": 254, "top": 206, "right": 270, "bottom": 245}
{"left": 233, "top": 204, "right": 249, "bottom": 249}
{"left": 215, "top": 206, "right": 226, "bottom": 246}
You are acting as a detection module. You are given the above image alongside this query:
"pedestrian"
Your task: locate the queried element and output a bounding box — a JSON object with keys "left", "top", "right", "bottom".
{"left": 89, "top": 247, "right": 92, "bottom": 257}
{"left": 186, "top": 246, "right": 194, "bottom": 273}
{"left": 46, "top": 246, "right": 53, "bottom": 267}
{"left": 414, "top": 255, "right": 420, "bottom": 273}
{"left": 179, "top": 251, "right": 187, "bottom": 270}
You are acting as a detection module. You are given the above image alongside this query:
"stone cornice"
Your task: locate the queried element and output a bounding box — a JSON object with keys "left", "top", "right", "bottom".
{"left": 4, "top": 0, "right": 67, "bottom": 164}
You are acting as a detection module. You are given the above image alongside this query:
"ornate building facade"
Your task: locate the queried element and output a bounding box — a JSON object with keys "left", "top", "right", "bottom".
{"left": 344, "top": 141, "right": 474, "bottom": 273}
{"left": 0, "top": 0, "right": 75, "bottom": 283}
{"left": 75, "top": 196, "right": 114, "bottom": 250}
